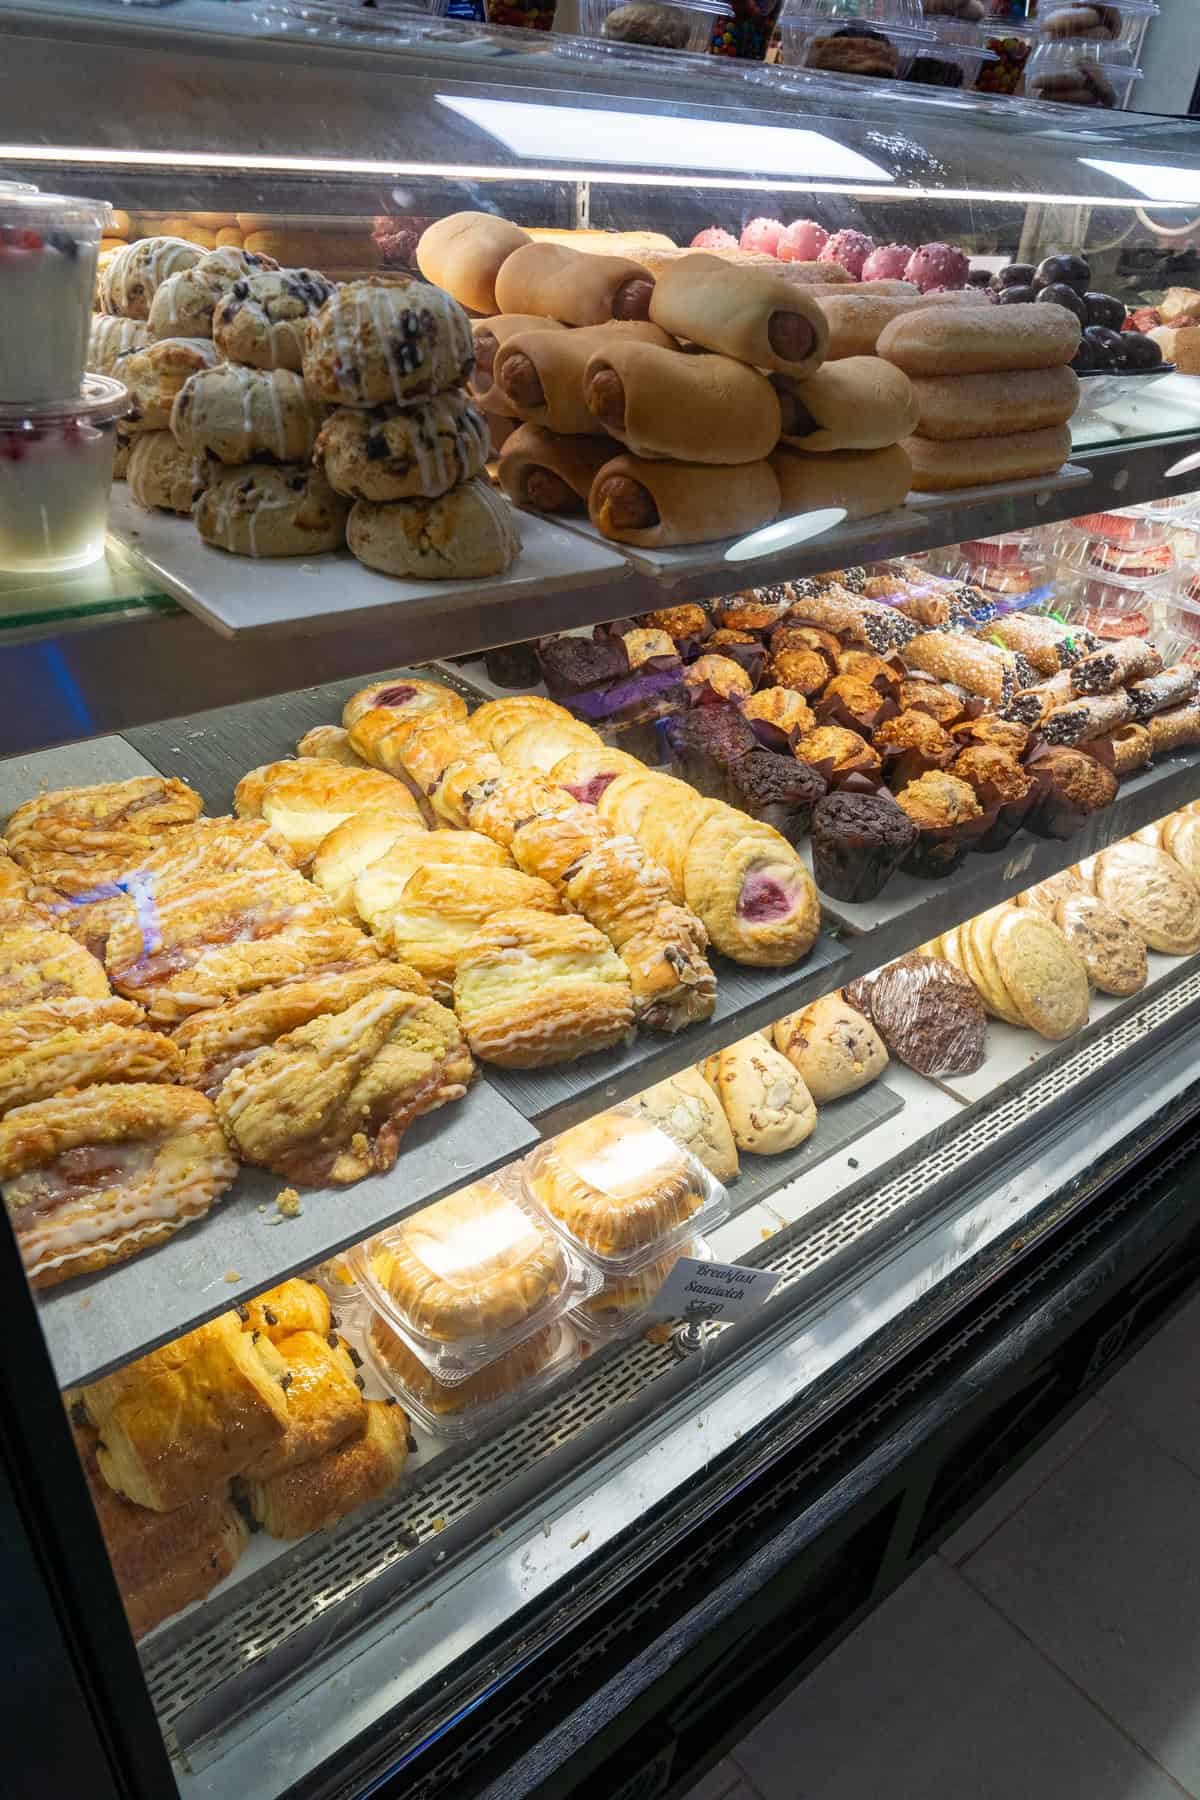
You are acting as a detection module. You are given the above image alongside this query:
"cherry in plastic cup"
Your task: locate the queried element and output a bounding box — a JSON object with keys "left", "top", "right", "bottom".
{"left": 0, "top": 375, "right": 130, "bottom": 575}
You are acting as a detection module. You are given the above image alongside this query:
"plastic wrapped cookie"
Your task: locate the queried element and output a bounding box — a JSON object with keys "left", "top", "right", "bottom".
{"left": 315, "top": 392, "right": 489, "bottom": 502}
{"left": 196, "top": 464, "right": 349, "bottom": 558}
{"left": 347, "top": 478, "right": 520, "bottom": 580}
{"left": 303, "top": 277, "right": 475, "bottom": 408}
{"left": 212, "top": 268, "right": 335, "bottom": 370}
{"left": 171, "top": 365, "right": 326, "bottom": 465}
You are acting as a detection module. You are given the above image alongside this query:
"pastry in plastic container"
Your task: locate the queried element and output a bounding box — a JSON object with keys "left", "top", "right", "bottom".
{"left": 1040, "top": 0, "right": 1158, "bottom": 60}
{"left": 347, "top": 1175, "right": 599, "bottom": 1382}
{"left": 522, "top": 1105, "right": 728, "bottom": 1276}
{"left": 572, "top": 1234, "right": 714, "bottom": 1343}
{"left": 1024, "top": 42, "right": 1140, "bottom": 106}
{"left": 364, "top": 1313, "right": 579, "bottom": 1441}
{"left": 1059, "top": 511, "right": 1175, "bottom": 582}
{"left": 580, "top": 0, "right": 728, "bottom": 50}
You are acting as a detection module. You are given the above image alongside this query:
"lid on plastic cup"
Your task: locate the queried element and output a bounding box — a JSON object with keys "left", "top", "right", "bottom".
{"left": 0, "top": 374, "right": 131, "bottom": 431}
{"left": 0, "top": 191, "right": 111, "bottom": 237}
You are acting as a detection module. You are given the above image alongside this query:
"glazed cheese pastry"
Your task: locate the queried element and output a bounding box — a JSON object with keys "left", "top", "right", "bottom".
{"left": 172, "top": 962, "right": 428, "bottom": 1098}
{"left": 342, "top": 675, "right": 469, "bottom": 733}
{"left": 527, "top": 1111, "right": 707, "bottom": 1260}
{"left": 246, "top": 1398, "right": 409, "bottom": 1539}
{"left": 4, "top": 776, "right": 204, "bottom": 895}
{"left": 496, "top": 717, "right": 603, "bottom": 775}
{"left": 310, "top": 812, "right": 426, "bottom": 918}
{"left": 104, "top": 868, "right": 378, "bottom": 1024}
{"left": 216, "top": 988, "right": 473, "bottom": 1185}
{"left": 302, "top": 277, "right": 475, "bottom": 409}
{"left": 0, "top": 1083, "right": 237, "bottom": 1290}
{"left": 241, "top": 1276, "right": 332, "bottom": 1342}
{"left": 468, "top": 695, "right": 579, "bottom": 755}
{"left": 0, "top": 926, "right": 110, "bottom": 1014}
{"left": 239, "top": 1329, "right": 367, "bottom": 1482}
{"left": 362, "top": 863, "right": 560, "bottom": 994}
{"left": 453, "top": 907, "right": 635, "bottom": 1068}
{"left": 295, "top": 725, "right": 369, "bottom": 768}
{"left": 352, "top": 830, "right": 513, "bottom": 935}
{"left": 236, "top": 761, "right": 421, "bottom": 867}
{"left": 81, "top": 1311, "right": 287, "bottom": 1510}
{"left": 683, "top": 813, "right": 821, "bottom": 966}
{"left": 0, "top": 1019, "right": 181, "bottom": 1115}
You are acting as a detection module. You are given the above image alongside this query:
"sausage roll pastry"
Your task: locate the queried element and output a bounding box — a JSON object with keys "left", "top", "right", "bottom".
{"left": 683, "top": 813, "right": 821, "bottom": 967}
{"left": 527, "top": 1111, "right": 708, "bottom": 1260}
{"left": 234, "top": 761, "right": 420, "bottom": 867}
{"left": 1, "top": 1084, "right": 236, "bottom": 1289}
{"left": 217, "top": 988, "right": 473, "bottom": 1184}
{"left": 242, "top": 1277, "right": 331, "bottom": 1343}
{"left": 246, "top": 1398, "right": 410, "bottom": 1539}
{"left": 239, "top": 1329, "right": 367, "bottom": 1482}
{"left": 172, "top": 962, "right": 428, "bottom": 1099}
{"left": 0, "top": 925, "right": 110, "bottom": 1014}
{"left": 453, "top": 906, "right": 635, "bottom": 1068}
{"left": 310, "top": 812, "right": 427, "bottom": 919}
{"left": 5, "top": 776, "right": 204, "bottom": 894}
{"left": 0, "top": 1019, "right": 181, "bottom": 1116}
{"left": 81, "top": 1311, "right": 288, "bottom": 1509}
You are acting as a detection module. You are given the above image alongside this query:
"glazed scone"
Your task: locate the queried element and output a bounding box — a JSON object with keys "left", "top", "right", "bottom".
{"left": 527, "top": 1111, "right": 708, "bottom": 1258}
{"left": 87, "top": 314, "right": 151, "bottom": 376}
{"left": 148, "top": 247, "right": 282, "bottom": 341}
{"left": 114, "top": 336, "right": 221, "bottom": 432}
{"left": 315, "top": 393, "right": 490, "bottom": 502}
{"left": 453, "top": 906, "right": 635, "bottom": 1068}
{"left": 101, "top": 236, "right": 202, "bottom": 319}
{"left": 633, "top": 1066, "right": 739, "bottom": 1184}
{"left": 303, "top": 277, "right": 475, "bottom": 408}
{"left": 773, "top": 993, "right": 888, "bottom": 1103}
{"left": 212, "top": 267, "right": 335, "bottom": 370}
{"left": 216, "top": 988, "right": 473, "bottom": 1185}
{"left": 707, "top": 1034, "right": 817, "bottom": 1155}
{"left": 348, "top": 479, "right": 521, "bottom": 581}
{"left": 171, "top": 365, "right": 326, "bottom": 465}
{"left": 127, "top": 430, "right": 201, "bottom": 515}
{"left": 195, "top": 464, "right": 349, "bottom": 558}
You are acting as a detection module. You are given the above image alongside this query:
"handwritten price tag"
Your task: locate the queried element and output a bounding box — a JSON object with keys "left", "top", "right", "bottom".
{"left": 650, "top": 1256, "right": 781, "bottom": 1325}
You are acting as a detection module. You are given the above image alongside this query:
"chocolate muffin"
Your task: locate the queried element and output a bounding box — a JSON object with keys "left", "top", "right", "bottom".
{"left": 484, "top": 640, "right": 540, "bottom": 689}
{"left": 897, "top": 677, "right": 965, "bottom": 726}
{"left": 846, "top": 952, "right": 986, "bottom": 1075}
{"left": 895, "top": 771, "right": 983, "bottom": 878}
{"left": 771, "top": 648, "right": 832, "bottom": 699}
{"left": 726, "top": 750, "right": 827, "bottom": 845}
{"left": 664, "top": 704, "right": 758, "bottom": 801}
{"left": 1026, "top": 746, "right": 1119, "bottom": 840}
{"left": 795, "top": 725, "right": 882, "bottom": 783}
{"left": 538, "top": 633, "right": 629, "bottom": 698}
{"left": 811, "top": 791, "right": 918, "bottom": 902}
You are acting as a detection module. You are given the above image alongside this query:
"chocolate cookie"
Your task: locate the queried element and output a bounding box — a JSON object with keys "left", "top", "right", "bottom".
{"left": 845, "top": 951, "right": 986, "bottom": 1075}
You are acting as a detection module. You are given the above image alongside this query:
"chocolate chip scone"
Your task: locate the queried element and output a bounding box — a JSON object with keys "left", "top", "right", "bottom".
{"left": 347, "top": 477, "right": 520, "bottom": 580}
{"left": 196, "top": 464, "right": 350, "bottom": 558}
{"left": 315, "top": 391, "right": 489, "bottom": 502}
{"left": 213, "top": 268, "right": 335, "bottom": 371}
{"left": 171, "top": 364, "right": 326, "bottom": 465}
{"left": 303, "top": 277, "right": 475, "bottom": 408}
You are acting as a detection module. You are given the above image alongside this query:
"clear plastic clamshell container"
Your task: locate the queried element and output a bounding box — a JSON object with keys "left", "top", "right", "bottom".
{"left": 571, "top": 1234, "right": 714, "bottom": 1344}
{"left": 1024, "top": 41, "right": 1141, "bottom": 106}
{"left": 363, "top": 1312, "right": 582, "bottom": 1441}
{"left": 520, "top": 1105, "right": 729, "bottom": 1278}
{"left": 1054, "top": 561, "right": 1162, "bottom": 640}
{"left": 1055, "top": 511, "right": 1177, "bottom": 583}
{"left": 0, "top": 191, "right": 111, "bottom": 403}
{"left": 1039, "top": 0, "right": 1157, "bottom": 61}
{"left": 347, "top": 1174, "right": 600, "bottom": 1383}
{"left": 578, "top": 0, "right": 728, "bottom": 51}
{"left": 778, "top": 15, "right": 932, "bottom": 75}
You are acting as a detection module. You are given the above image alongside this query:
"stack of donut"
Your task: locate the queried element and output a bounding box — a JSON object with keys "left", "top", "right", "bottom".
{"left": 417, "top": 212, "right": 919, "bottom": 547}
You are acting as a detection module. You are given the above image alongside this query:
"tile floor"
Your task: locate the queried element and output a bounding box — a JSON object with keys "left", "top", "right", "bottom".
{"left": 685, "top": 1291, "right": 1200, "bottom": 1800}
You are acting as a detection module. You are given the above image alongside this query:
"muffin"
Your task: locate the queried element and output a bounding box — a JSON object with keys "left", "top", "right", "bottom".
{"left": 794, "top": 725, "right": 882, "bottom": 783}
{"left": 951, "top": 745, "right": 1035, "bottom": 851}
{"left": 684, "top": 654, "right": 755, "bottom": 702}
{"left": 836, "top": 650, "right": 901, "bottom": 695}
{"left": 484, "top": 642, "right": 541, "bottom": 689}
{"left": 664, "top": 705, "right": 758, "bottom": 802}
{"left": 708, "top": 628, "right": 758, "bottom": 649}
{"left": 810, "top": 791, "right": 918, "bottom": 902}
{"left": 815, "top": 674, "right": 894, "bottom": 737}
{"left": 771, "top": 648, "right": 834, "bottom": 699}
{"left": 950, "top": 714, "right": 1031, "bottom": 756}
{"left": 716, "top": 589, "right": 789, "bottom": 634}
{"left": 725, "top": 751, "right": 827, "bottom": 846}
{"left": 897, "top": 677, "right": 966, "bottom": 726}
{"left": 638, "top": 603, "right": 711, "bottom": 647}
{"left": 538, "top": 634, "right": 629, "bottom": 699}
{"left": 742, "top": 687, "right": 816, "bottom": 744}
{"left": 874, "top": 710, "right": 954, "bottom": 790}
{"left": 772, "top": 622, "right": 841, "bottom": 663}
{"left": 894, "top": 771, "right": 984, "bottom": 878}
{"left": 1026, "top": 747, "right": 1119, "bottom": 841}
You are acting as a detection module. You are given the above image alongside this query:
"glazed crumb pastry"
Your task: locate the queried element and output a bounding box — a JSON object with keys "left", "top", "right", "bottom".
{"left": 295, "top": 725, "right": 369, "bottom": 768}
{"left": 5, "top": 776, "right": 204, "bottom": 894}
{"left": 242, "top": 1276, "right": 331, "bottom": 1342}
{"left": 342, "top": 676, "right": 469, "bottom": 733}
{"left": 239, "top": 1329, "right": 367, "bottom": 1483}
{"left": 0, "top": 1020, "right": 181, "bottom": 1115}
{"left": 453, "top": 907, "right": 635, "bottom": 1068}
{"left": 310, "top": 811, "right": 427, "bottom": 918}
{"left": 367, "top": 1314, "right": 559, "bottom": 1418}
{"left": 217, "top": 988, "right": 473, "bottom": 1185}
{"left": 0, "top": 926, "right": 110, "bottom": 1014}
{"left": 526, "top": 1111, "right": 707, "bottom": 1260}
{"left": 742, "top": 687, "right": 816, "bottom": 739}
{"left": 683, "top": 813, "right": 820, "bottom": 967}
{"left": 81, "top": 1311, "right": 287, "bottom": 1510}
{"left": 0, "top": 993, "right": 142, "bottom": 1051}
{"left": 119, "top": 816, "right": 300, "bottom": 888}
{"left": 352, "top": 829, "right": 513, "bottom": 936}
{"left": 172, "top": 962, "right": 428, "bottom": 1098}
{"left": 371, "top": 1178, "right": 563, "bottom": 1340}
{"left": 236, "top": 760, "right": 421, "bottom": 866}
{"left": 246, "top": 1398, "right": 409, "bottom": 1539}
{"left": 0, "top": 1082, "right": 237, "bottom": 1290}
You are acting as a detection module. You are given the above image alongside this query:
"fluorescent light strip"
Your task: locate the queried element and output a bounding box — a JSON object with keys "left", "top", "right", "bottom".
{"left": 0, "top": 147, "right": 1194, "bottom": 205}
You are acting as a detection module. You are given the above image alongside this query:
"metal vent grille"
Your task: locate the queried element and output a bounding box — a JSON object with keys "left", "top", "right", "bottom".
{"left": 144, "top": 968, "right": 1200, "bottom": 1736}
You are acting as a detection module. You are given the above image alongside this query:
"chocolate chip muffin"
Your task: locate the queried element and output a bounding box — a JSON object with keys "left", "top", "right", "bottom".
{"left": 664, "top": 704, "right": 758, "bottom": 801}
{"left": 815, "top": 674, "right": 892, "bottom": 736}
{"left": 811, "top": 791, "right": 918, "bottom": 902}
{"left": 897, "top": 677, "right": 966, "bottom": 727}
{"left": 875, "top": 710, "right": 954, "bottom": 791}
{"left": 952, "top": 744, "right": 1036, "bottom": 851}
{"left": 795, "top": 725, "right": 882, "bottom": 783}
{"left": 771, "top": 648, "right": 833, "bottom": 699}
{"left": 726, "top": 751, "right": 827, "bottom": 846}
{"left": 1026, "top": 746, "right": 1119, "bottom": 840}
{"left": 638, "top": 603, "right": 711, "bottom": 644}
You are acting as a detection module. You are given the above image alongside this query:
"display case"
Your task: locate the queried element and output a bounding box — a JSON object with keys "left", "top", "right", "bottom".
{"left": 5, "top": 9, "right": 1200, "bottom": 1800}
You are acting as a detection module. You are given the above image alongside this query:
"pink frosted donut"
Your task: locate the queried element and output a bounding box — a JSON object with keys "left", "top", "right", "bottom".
{"left": 691, "top": 227, "right": 738, "bottom": 251}
{"left": 861, "top": 243, "right": 914, "bottom": 282}
{"left": 904, "top": 242, "right": 970, "bottom": 293}
{"left": 817, "top": 229, "right": 875, "bottom": 280}
{"left": 740, "top": 217, "right": 783, "bottom": 257}
{"left": 777, "top": 220, "right": 828, "bottom": 263}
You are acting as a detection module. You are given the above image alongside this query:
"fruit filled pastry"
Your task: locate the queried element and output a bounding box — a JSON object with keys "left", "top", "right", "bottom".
{"left": 172, "top": 963, "right": 428, "bottom": 1099}
{"left": 550, "top": 745, "right": 651, "bottom": 807}
{"left": 0, "top": 1012, "right": 180, "bottom": 1115}
{"left": 233, "top": 759, "right": 421, "bottom": 867}
{"left": 453, "top": 907, "right": 635, "bottom": 1068}
{"left": 343, "top": 676, "right": 470, "bottom": 734}
{"left": 244, "top": 1398, "right": 410, "bottom": 1539}
{"left": 1, "top": 1083, "right": 237, "bottom": 1289}
{"left": 525, "top": 1111, "right": 710, "bottom": 1260}
{"left": 682, "top": 812, "right": 821, "bottom": 966}
{"left": 302, "top": 278, "right": 475, "bottom": 409}
{"left": 238, "top": 1329, "right": 367, "bottom": 1482}
{"left": 0, "top": 923, "right": 111, "bottom": 1014}
{"left": 217, "top": 988, "right": 474, "bottom": 1184}
{"left": 104, "top": 868, "right": 379, "bottom": 1025}
{"left": 4, "top": 776, "right": 204, "bottom": 895}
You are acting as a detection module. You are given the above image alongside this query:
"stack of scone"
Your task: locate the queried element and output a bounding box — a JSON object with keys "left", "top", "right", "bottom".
{"left": 305, "top": 275, "right": 518, "bottom": 580}
{"left": 877, "top": 303, "right": 1082, "bottom": 492}
{"left": 69, "top": 1281, "right": 410, "bottom": 1638}
{"left": 417, "top": 211, "right": 917, "bottom": 547}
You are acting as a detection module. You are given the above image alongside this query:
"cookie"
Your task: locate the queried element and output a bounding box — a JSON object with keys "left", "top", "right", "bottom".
{"left": 114, "top": 336, "right": 221, "bottom": 432}
{"left": 303, "top": 277, "right": 475, "bottom": 408}
{"left": 845, "top": 952, "right": 985, "bottom": 1076}
{"left": 127, "top": 431, "right": 201, "bottom": 515}
{"left": 315, "top": 392, "right": 489, "bottom": 502}
{"left": 213, "top": 268, "right": 336, "bottom": 371}
{"left": 772, "top": 992, "right": 888, "bottom": 1103}
{"left": 171, "top": 364, "right": 326, "bottom": 465}
{"left": 706, "top": 1035, "right": 817, "bottom": 1156}
{"left": 1095, "top": 841, "right": 1200, "bottom": 955}
{"left": 1054, "top": 893, "right": 1147, "bottom": 997}
{"left": 1161, "top": 811, "right": 1200, "bottom": 886}
{"left": 634, "top": 1066, "right": 739, "bottom": 1184}
{"left": 347, "top": 478, "right": 521, "bottom": 581}
{"left": 966, "top": 906, "right": 1026, "bottom": 1026}
{"left": 195, "top": 464, "right": 350, "bottom": 558}
{"left": 991, "top": 909, "right": 1090, "bottom": 1040}
{"left": 1016, "top": 868, "right": 1087, "bottom": 913}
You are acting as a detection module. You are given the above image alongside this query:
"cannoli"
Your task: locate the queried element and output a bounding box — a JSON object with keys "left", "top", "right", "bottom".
{"left": 1149, "top": 702, "right": 1200, "bottom": 755}
{"left": 904, "top": 631, "right": 1019, "bottom": 708}
{"left": 785, "top": 584, "right": 919, "bottom": 654}
{"left": 1126, "top": 664, "right": 1198, "bottom": 720}
{"left": 1041, "top": 690, "right": 1134, "bottom": 746}
{"left": 416, "top": 212, "right": 531, "bottom": 316}
{"left": 1109, "top": 723, "right": 1152, "bottom": 775}
{"left": 584, "top": 342, "right": 781, "bottom": 463}
{"left": 471, "top": 314, "right": 566, "bottom": 400}
{"left": 985, "top": 612, "right": 1095, "bottom": 675}
{"left": 493, "top": 320, "right": 674, "bottom": 435}
{"left": 498, "top": 425, "right": 615, "bottom": 513}
{"left": 878, "top": 302, "right": 1081, "bottom": 377}
{"left": 774, "top": 357, "right": 918, "bottom": 453}
{"left": 902, "top": 425, "right": 1072, "bottom": 493}
{"left": 1071, "top": 637, "right": 1163, "bottom": 695}
{"left": 494, "top": 242, "right": 655, "bottom": 326}
{"left": 648, "top": 252, "right": 828, "bottom": 379}
{"left": 589, "top": 453, "right": 779, "bottom": 548}
{"left": 771, "top": 442, "right": 912, "bottom": 519}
